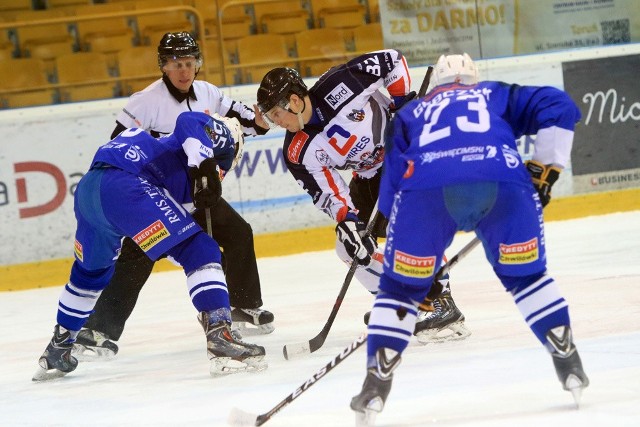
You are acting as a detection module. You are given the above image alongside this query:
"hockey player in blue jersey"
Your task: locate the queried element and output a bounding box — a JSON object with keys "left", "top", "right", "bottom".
{"left": 33, "top": 111, "right": 266, "bottom": 381}
{"left": 350, "top": 54, "right": 589, "bottom": 425}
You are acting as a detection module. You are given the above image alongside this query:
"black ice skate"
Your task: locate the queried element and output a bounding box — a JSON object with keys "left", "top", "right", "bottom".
{"left": 350, "top": 348, "right": 401, "bottom": 427}
{"left": 414, "top": 291, "right": 471, "bottom": 344}
{"left": 33, "top": 325, "right": 78, "bottom": 381}
{"left": 546, "top": 325, "right": 589, "bottom": 406}
{"left": 231, "top": 307, "right": 275, "bottom": 336}
{"left": 72, "top": 328, "right": 119, "bottom": 361}
{"left": 199, "top": 311, "right": 267, "bottom": 376}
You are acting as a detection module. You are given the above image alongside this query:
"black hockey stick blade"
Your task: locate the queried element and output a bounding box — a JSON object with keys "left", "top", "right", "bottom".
{"left": 418, "top": 66, "right": 434, "bottom": 97}
{"left": 283, "top": 205, "right": 380, "bottom": 360}
{"left": 230, "top": 334, "right": 367, "bottom": 426}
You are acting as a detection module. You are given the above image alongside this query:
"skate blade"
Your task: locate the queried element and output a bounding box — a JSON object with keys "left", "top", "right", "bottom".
{"left": 32, "top": 359, "right": 70, "bottom": 382}
{"left": 233, "top": 321, "right": 275, "bottom": 336}
{"left": 209, "top": 356, "right": 268, "bottom": 377}
{"left": 355, "top": 409, "right": 378, "bottom": 427}
{"left": 415, "top": 321, "right": 471, "bottom": 345}
{"left": 72, "top": 344, "right": 117, "bottom": 361}
{"left": 564, "top": 374, "right": 588, "bottom": 408}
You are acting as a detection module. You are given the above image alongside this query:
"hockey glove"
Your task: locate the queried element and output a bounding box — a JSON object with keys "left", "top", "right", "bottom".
{"left": 390, "top": 91, "right": 417, "bottom": 113}
{"left": 189, "top": 158, "right": 222, "bottom": 209}
{"left": 526, "top": 160, "right": 561, "bottom": 207}
{"left": 335, "top": 212, "right": 377, "bottom": 265}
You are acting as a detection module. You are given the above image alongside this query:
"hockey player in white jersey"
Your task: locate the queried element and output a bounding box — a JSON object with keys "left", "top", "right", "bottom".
{"left": 33, "top": 112, "right": 267, "bottom": 381}
{"left": 256, "top": 50, "right": 470, "bottom": 342}
{"left": 350, "top": 53, "right": 589, "bottom": 425}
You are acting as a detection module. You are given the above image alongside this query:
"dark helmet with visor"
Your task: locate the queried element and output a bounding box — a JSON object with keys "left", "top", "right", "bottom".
{"left": 157, "top": 32, "right": 203, "bottom": 70}
{"left": 257, "top": 67, "right": 308, "bottom": 122}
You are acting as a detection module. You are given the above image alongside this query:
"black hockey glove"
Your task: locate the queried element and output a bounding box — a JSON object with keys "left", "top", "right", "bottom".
{"left": 526, "top": 160, "right": 561, "bottom": 207}
{"left": 335, "top": 212, "right": 377, "bottom": 265}
{"left": 390, "top": 91, "right": 417, "bottom": 113}
{"left": 189, "top": 158, "right": 221, "bottom": 209}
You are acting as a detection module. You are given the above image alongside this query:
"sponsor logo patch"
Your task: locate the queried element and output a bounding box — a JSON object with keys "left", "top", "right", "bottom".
{"left": 74, "top": 240, "right": 83, "bottom": 262}
{"left": 324, "top": 83, "right": 354, "bottom": 110}
{"left": 133, "top": 220, "right": 170, "bottom": 252}
{"left": 499, "top": 237, "right": 539, "bottom": 264}
{"left": 393, "top": 250, "right": 435, "bottom": 278}
{"left": 287, "top": 132, "right": 309, "bottom": 164}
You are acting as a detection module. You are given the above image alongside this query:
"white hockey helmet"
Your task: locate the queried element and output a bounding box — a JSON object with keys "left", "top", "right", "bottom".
{"left": 427, "top": 53, "right": 478, "bottom": 93}
{"left": 212, "top": 113, "right": 244, "bottom": 172}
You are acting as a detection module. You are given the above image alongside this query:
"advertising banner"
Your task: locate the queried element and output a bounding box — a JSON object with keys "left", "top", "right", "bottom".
{"left": 380, "top": 0, "right": 639, "bottom": 66}
{"left": 562, "top": 54, "right": 640, "bottom": 193}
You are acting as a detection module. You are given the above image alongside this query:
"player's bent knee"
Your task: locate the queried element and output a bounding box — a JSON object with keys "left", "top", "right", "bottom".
{"left": 499, "top": 270, "right": 547, "bottom": 294}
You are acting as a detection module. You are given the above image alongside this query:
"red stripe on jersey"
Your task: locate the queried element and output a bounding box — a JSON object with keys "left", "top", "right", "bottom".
{"left": 322, "top": 167, "right": 350, "bottom": 221}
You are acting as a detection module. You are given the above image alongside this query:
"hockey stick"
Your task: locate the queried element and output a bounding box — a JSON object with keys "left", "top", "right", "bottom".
{"left": 283, "top": 206, "right": 380, "bottom": 360}
{"left": 437, "top": 235, "right": 480, "bottom": 279}
{"left": 228, "top": 334, "right": 367, "bottom": 427}
{"left": 282, "top": 66, "right": 436, "bottom": 360}
{"left": 201, "top": 176, "right": 213, "bottom": 236}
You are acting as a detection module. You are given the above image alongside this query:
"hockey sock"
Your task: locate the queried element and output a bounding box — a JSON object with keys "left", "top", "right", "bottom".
{"left": 367, "top": 292, "right": 417, "bottom": 367}
{"left": 511, "top": 274, "right": 570, "bottom": 344}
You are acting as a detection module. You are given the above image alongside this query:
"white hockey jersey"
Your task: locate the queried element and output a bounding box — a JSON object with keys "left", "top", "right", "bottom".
{"left": 282, "top": 49, "right": 411, "bottom": 222}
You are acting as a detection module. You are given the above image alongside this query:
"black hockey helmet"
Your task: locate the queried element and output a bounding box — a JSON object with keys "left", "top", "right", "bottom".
{"left": 157, "top": 32, "right": 203, "bottom": 70}
{"left": 257, "top": 67, "right": 308, "bottom": 115}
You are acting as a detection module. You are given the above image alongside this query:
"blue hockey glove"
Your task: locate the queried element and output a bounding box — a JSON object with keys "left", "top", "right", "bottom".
{"left": 335, "top": 212, "right": 377, "bottom": 265}
{"left": 189, "top": 158, "right": 221, "bottom": 209}
{"left": 390, "top": 91, "right": 417, "bottom": 113}
{"left": 526, "top": 160, "right": 561, "bottom": 207}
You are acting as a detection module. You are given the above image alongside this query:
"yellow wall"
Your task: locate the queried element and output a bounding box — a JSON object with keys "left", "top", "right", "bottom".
{"left": 1, "top": 188, "right": 639, "bottom": 292}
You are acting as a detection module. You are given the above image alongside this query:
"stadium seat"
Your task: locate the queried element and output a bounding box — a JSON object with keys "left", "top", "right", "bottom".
{"left": 116, "top": 45, "right": 160, "bottom": 95}
{"left": 295, "top": 27, "right": 350, "bottom": 77}
{"left": 311, "top": 0, "right": 367, "bottom": 30}
{"left": 0, "top": 0, "right": 33, "bottom": 20}
{"left": 15, "top": 9, "right": 75, "bottom": 58}
{"left": 134, "top": 0, "right": 194, "bottom": 45}
{"left": 75, "top": 3, "right": 135, "bottom": 54}
{"left": 45, "top": 0, "right": 93, "bottom": 14}
{"left": 0, "top": 58, "right": 56, "bottom": 108}
{"left": 254, "top": 1, "right": 309, "bottom": 35}
{"left": 201, "top": 40, "right": 240, "bottom": 87}
{"left": 56, "top": 52, "right": 117, "bottom": 102}
{"left": 352, "top": 22, "right": 383, "bottom": 53}
{"left": 236, "top": 33, "right": 293, "bottom": 84}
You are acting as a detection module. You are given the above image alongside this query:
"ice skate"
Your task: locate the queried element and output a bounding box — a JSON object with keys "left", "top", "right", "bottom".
{"left": 33, "top": 325, "right": 78, "bottom": 381}
{"left": 414, "top": 291, "right": 471, "bottom": 344}
{"left": 231, "top": 307, "right": 275, "bottom": 336}
{"left": 199, "top": 311, "right": 267, "bottom": 376}
{"left": 351, "top": 348, "right": 401, "bottom": 427}
{"left": 72, "top": 328, "right": 119, "bottom": 361}
{"left": 546, "top": 326, "right": 589, "bottom": 406}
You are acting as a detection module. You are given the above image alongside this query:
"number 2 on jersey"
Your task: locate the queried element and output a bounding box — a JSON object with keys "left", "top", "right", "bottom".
{"left": 419, "top": 94, "right": 490, "bottom": 147}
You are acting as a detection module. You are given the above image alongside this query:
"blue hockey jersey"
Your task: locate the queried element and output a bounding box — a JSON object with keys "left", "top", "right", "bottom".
{"left": 380, "top": 81, "right": 581, "bottom": 216}
{"left": 90, "top": 112, "right": 236, "bottom": 205}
